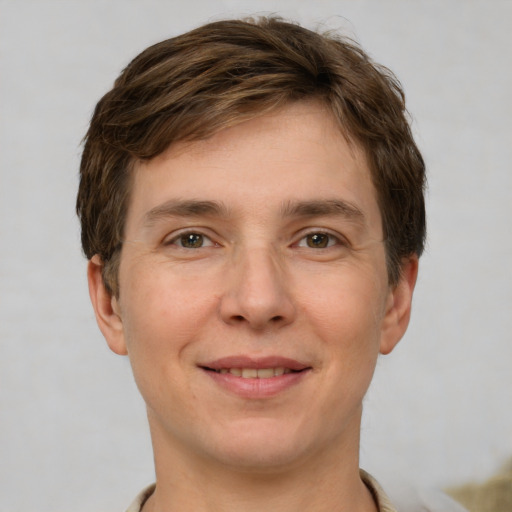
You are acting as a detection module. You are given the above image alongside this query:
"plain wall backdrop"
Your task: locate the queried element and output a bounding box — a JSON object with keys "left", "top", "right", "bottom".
{"left": 1, "top": 1, "right": 511, "bottom": 510}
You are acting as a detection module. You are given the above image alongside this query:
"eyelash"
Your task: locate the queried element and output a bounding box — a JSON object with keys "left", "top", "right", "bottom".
{"left": 164, "top": 230, "right": 217, "bottom": 249}
{"left": 163, "top": 229, "right": 346, "bottom": 250}
{"left": 294, "top": 230, "right": 346, "bottom": 249}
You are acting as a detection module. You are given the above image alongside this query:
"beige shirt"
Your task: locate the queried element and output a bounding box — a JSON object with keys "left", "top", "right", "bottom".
{"left": 126, "top": 469, "right": 397, "bottom": 512}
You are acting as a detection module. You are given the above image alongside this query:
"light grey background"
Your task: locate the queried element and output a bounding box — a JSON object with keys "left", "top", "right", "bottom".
{"left": 1, "top": 1, "right": 511, "bottom": 510}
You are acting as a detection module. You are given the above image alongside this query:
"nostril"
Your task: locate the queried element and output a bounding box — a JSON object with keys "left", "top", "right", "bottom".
{"left": 230, "top": 314, "right": 284, "bottom": 324}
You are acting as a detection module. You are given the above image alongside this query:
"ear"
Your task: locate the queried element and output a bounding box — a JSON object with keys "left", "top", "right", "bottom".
{"left": 379, "top": 255, "right": 419, "bottom": 355}
{"left": 87, "top": 255, "right": 128, "bottom": 355}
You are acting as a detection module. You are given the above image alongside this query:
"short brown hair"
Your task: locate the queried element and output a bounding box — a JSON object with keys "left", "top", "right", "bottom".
{"left": 77, "top": 17, "right": 426, "bottom": 296}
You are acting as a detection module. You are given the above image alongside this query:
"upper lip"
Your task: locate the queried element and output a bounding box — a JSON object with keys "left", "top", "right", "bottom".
{"left": 200, "top": 356, "right": 310, "bottom": 371}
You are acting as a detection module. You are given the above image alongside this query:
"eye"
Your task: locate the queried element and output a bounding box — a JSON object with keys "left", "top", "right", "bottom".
{"left": 296, "top": 232, "right": 340, "bottom": 249}
{"left": 167, "top": 231, "right": 215, "bottom": 249}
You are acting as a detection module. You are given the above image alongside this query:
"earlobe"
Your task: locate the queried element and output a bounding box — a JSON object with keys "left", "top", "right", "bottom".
{"left": 379, "top": 256, "right": 419, "bottom": 355}
{"left": 87, "top": 255, "right": 128, "bottom": 355}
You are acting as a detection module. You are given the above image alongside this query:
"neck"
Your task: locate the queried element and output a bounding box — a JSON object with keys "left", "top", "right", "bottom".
{"left": 142, "top": 409, "right": 378, "bottom": 512}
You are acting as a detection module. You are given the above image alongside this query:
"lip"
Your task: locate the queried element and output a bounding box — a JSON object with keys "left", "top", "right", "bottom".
{"left": 199, "top": 355, "right": 312, "bottom": 399}
{"left": 202, "top": 355, "right": 309, "bottom": 371}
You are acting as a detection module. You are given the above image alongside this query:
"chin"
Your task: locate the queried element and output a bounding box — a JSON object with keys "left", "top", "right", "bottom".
{"left": 202, "top": 419, "right": 319, "bottom": 472}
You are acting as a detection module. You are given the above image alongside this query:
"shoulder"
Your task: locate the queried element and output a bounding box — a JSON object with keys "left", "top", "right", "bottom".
{"left": 384, "top": 480, "right": 468, "bottom": 512}
{"left": 125, "top": 483, "right": 155, "bottom": 512}
{"left": 361, "top": 469, "right": 468, "bottom": 512}
{"left": 360, "top": 469, "right": 399, "bottom": 512}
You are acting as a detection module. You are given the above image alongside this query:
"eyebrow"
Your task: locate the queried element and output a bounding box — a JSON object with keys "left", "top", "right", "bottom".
{"left": 143, "top": 199, "right": 230, "bottom": 226}
{"left": 142, "top": 198, "right": 366, "bottom": 227}
{"left": 280, "top": 199, "right": 366, "bottom": 224}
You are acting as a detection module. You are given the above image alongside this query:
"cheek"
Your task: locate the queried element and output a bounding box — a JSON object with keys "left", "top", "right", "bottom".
{"left": 299, "top": 267, "right": 388, "bottom": 389}
{"left": 119, "top": 262, "right": 219, "bottom": 362}
{"left": 303, "top": 272, "right": 387, "bottom": 340}
{"left": 118, "top": 274, "right": 211, "bottom": 419}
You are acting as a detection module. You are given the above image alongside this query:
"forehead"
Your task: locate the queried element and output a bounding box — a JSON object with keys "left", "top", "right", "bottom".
{"left": 127, "top": 102, "right": 380, "bottom": 235}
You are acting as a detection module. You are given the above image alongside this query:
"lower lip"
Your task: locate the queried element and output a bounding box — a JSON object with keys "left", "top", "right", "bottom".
{"left": 203, "top": 369, "right": 309, "bottom": 399}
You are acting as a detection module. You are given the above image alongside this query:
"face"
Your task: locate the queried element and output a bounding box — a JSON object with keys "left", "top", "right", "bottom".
{"left": 89, "top": 102, "right": 417, "bottom": 472}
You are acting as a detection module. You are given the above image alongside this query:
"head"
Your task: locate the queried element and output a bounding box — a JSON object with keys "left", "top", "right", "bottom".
{"left": 77, "top": 16, "right": 425, "bottom": 298}
{"left": 79, "top": 17, "right": 426, "bottom": 475}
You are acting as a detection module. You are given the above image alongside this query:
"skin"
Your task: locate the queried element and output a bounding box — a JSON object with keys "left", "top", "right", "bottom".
{"left": 88, "top": 101, "right": 418, "bottom": 512}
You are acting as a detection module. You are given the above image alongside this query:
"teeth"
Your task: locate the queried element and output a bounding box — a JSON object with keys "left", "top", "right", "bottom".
{"left": 217, "top": 367, "right": 292, "bottom": 378}
{"left": 256, "top": 368, "right": 274, "bottom": 379}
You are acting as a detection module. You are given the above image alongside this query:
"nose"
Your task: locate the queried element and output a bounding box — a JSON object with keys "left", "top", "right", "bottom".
{"left": 219, "top": 246, "right": 296, "bottom": 330}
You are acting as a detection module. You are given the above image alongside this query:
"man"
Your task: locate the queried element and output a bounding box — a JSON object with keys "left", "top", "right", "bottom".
{"left": 77, "top": 16, "right": 457, "bottom": 512}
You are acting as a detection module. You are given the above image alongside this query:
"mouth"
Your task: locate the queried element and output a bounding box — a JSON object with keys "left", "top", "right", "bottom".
{"left": 200, "top": 356, "right": 310, "bottom": 376}
{"left": 205, "top": 367, "right": 299, "bottom": 378}
{"left": 199, "top": 356, "right": 311, "bottom": 398}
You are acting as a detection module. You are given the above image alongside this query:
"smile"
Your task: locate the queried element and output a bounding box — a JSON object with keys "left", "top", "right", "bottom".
{"left": 213, "top": 368, "right": 294, "bottom": 378}
{"left": 200, "top": 356, "right": 311, "bottom": 398}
